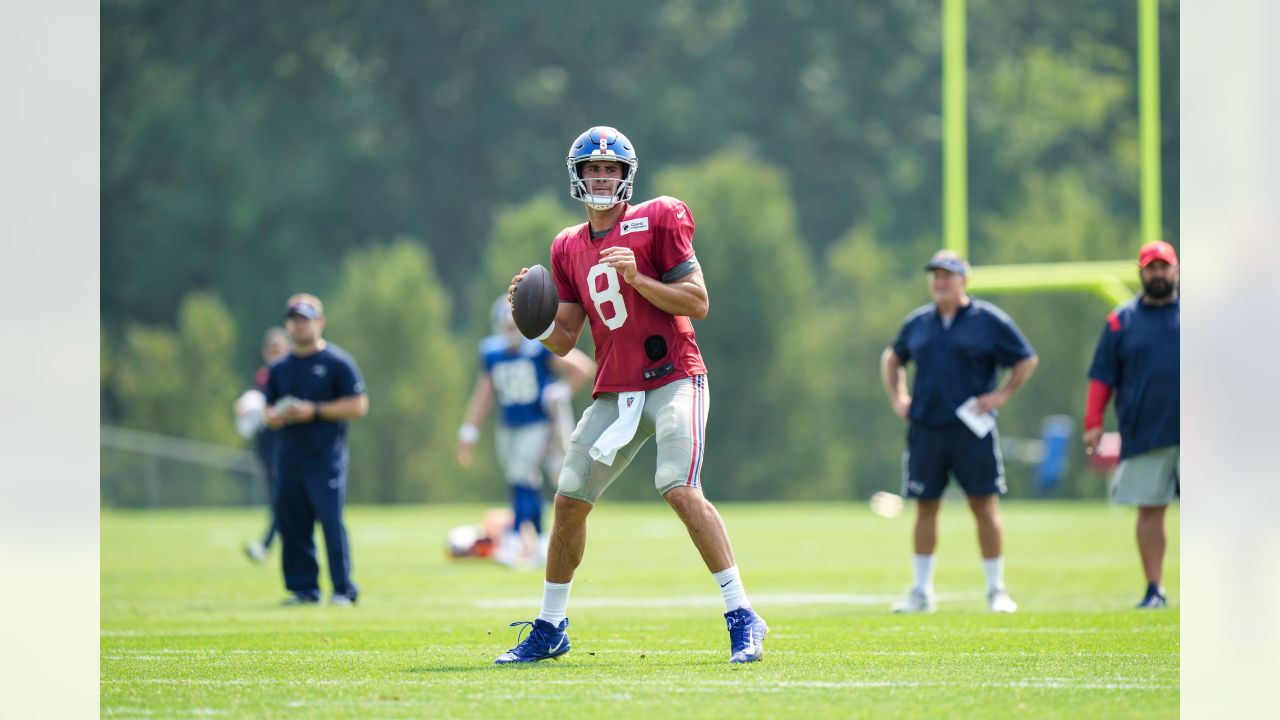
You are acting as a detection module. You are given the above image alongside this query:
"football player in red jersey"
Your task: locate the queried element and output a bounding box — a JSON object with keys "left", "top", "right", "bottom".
{"left": 495, "top": 126, "right": 767, "bottom": 665}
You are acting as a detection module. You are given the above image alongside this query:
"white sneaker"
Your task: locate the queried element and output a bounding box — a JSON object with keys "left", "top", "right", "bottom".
{"left": 988, "top": 587, "right": 1018, "bottom": 613}
{"left": 892, "top": 587, "right": 936, "bottom": 613}
{"left": 243, "top": 541, "right": 268, "bottom": 564}
{"left": 493, "top": 539, "right": 521, "bottom": 568}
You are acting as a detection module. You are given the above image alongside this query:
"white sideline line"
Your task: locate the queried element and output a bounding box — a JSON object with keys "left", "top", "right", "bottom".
{"left": 102, "top": 624, "right": 1175, "bottom": 640}
{"left": 104, "top": 648, "right": 1177, "bottom": 660}
{"left": 101, "top": 677, "right": 1177, "bottom": 691}
{"left": 473, "top": 592, "right": 916, "bottom": 609}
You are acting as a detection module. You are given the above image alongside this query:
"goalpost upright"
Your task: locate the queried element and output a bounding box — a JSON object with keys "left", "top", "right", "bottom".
{"left": 942, "top": 0, "right": 1164, "bottom": 308}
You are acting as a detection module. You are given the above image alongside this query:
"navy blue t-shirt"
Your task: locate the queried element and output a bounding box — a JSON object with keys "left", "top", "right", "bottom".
{"left": 265, "top": 343, "right": 367, "bottom": 479}
{"left": 478, "top": 335, "right": 557, "bottom": 428}
{"left": 1087, "top": 295, "right": 1179, "bottom": 459}
{"left": 892, "top": 299, "right": 1036, "bottom": 427}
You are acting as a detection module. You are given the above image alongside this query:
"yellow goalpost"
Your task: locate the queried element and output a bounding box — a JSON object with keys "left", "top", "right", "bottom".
{"left": 942, "top": 0, "right": 1163, "bottom": 307}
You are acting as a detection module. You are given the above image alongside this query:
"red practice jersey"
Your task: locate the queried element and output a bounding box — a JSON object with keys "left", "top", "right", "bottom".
{"left": 551, "top": 196, "right": 708, "bottom": 396}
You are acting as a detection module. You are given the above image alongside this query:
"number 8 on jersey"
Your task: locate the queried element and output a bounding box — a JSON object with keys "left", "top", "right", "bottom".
{"left": 588, "top": 265, "right": 628, "bottom": 330}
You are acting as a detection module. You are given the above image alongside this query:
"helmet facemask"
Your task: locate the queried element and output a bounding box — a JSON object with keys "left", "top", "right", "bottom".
{"left": 567, "top": 157, "right": 637, "bottom": 211}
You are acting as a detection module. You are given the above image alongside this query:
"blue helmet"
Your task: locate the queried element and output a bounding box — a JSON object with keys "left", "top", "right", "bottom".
{"left": 566, "top": 126, "right": 638, "bottom": 211}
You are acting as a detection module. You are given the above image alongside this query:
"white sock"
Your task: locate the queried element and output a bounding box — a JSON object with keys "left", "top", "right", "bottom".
{"left": 713, "top": 565, "right": 750, "bottom": 611}
{"left": 982, "top": 557, "right": 1005, "bottom": 592}
{"left": 537, "top": 580, "right": 572, "bottom": 625}
{"left": 912, "top": 554, "right": 936, "bottom": 592}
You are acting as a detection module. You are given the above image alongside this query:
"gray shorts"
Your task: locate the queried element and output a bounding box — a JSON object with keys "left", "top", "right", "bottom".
{"left": 1112, "top": 446, "right": 1179, "bottom": 506}
{"left": 556, "top": 375, "right": 709, "bottom": 504}
{"left": 495, "top": 422, "right": 555, "bottom": 489}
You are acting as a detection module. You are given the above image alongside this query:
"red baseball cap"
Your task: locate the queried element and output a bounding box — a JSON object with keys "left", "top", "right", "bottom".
{"left": 1138, "top": 241, "right": 1178, "bottom": 268}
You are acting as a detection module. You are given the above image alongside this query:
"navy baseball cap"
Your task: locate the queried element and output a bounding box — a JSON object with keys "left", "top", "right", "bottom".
{"left": 285, "top": 301, "right": 322, "bottom": 320}
{"left": 924, "top": 251, "right": 969, "bottom": 277}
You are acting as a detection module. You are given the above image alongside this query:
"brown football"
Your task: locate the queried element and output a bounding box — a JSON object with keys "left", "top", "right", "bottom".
{"left": 511, "top": 264, "right": 559, "bottom": 339}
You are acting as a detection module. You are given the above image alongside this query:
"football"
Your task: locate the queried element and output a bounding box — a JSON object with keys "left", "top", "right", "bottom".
{"left": 511, "top": 264, "right": 559, "bottom": 339}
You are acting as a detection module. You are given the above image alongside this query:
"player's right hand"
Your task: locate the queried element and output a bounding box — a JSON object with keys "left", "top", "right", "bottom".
{"left": 457, "top": 442, "right": 473, "bottom": 467}
{"left": 1082, "top": 427, "right": 1103, "bottom": 455}
{"left": 507, "top": 268, "right": 530, "bottom": 306}
{"left": 892, "top": 396, "right": 911, "bottom": 421}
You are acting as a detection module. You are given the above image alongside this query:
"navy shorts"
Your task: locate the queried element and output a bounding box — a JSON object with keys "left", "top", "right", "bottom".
{"left": 902, "top": 423, "right": 1007, "bottom": 500}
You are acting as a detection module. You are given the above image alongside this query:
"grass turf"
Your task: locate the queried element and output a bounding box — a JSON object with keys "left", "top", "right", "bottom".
{"left": 102, "top": 501, "right": 1178, "bottom": 718}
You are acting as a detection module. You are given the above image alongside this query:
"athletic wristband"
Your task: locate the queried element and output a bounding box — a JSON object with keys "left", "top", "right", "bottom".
{"left": 536, "top": 321, "right": 556, "bottom": 342}
{"left": 458, "top": 423, "right": 479, "bottom": 444}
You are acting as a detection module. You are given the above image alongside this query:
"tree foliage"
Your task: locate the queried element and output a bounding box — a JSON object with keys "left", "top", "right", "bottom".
{"left": 111, "top": 292, "right": 241, "bottom": 446}
{"left": 325, "top": 239, "right": 470, "bottom": 503}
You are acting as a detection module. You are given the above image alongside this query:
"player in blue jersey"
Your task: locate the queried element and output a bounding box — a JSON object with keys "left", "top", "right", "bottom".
{"left": 263, "top": 294, "right": 369, "bottom": 605}
{"left": 881, "top": 250, "right": 1039, "bottom": 614}
{"left": 458, "top": 297, "right": 593, "bottom": 568}
{"left": 1084, "top": 241, "right": 1180, "bottom": 609}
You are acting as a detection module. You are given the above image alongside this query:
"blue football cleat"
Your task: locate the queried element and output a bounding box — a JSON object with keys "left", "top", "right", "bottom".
{"left": 494, "top": 618, "right": 571, "bottom": 664}
{"left": 725, "top": 607, "right": 768, "bottom": 663}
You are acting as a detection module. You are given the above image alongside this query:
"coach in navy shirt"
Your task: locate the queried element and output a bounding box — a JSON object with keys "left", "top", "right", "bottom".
{"left": 1084, "top": 241, "right": 1180, "bottom": 610}
{"left": 264, "top": 293, "right": 369, "bottom": 605}
{"left": 880, "top": 250, "right": 1038, "bottom": 615}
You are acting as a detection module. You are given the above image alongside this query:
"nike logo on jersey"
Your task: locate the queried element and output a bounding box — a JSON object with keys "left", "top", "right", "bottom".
{"left": 676, "top": 208, "right": 686, "bottom": 219}
{"left": 620, "top": 217, "right": 649, "bottom": 235}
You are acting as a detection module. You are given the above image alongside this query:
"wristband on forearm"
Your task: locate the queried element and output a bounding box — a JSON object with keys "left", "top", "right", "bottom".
{"left": 458, "top": 423, "right": 479, "bottom": 444}
{"left": 536, "top": 321, "right": 556, "bottom": 342}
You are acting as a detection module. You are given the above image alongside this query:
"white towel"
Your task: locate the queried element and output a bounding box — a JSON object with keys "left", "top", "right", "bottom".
{"left": 589, "top": 391, "right": 645, "bottom": 466}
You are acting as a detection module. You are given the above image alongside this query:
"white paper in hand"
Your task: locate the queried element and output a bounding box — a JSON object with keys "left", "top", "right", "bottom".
{"left": 955, "top": 397, "right": 996, "bottom": 438}
{"left": 273, "top": 395, "right": 300, "bottom": 413}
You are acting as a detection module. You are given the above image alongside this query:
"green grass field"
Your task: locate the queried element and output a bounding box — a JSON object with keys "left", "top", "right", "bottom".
{"left": 101, "top": 501, "right": 1178, "bottom": 718}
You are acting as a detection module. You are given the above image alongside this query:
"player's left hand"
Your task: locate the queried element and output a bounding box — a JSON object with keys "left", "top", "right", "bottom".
{"left": 974, "top": 391, "right": 1008, "bottom": 414}
{"left": 599, "top": 246, "right": 639, "bottom": 284}
{"left": 507, "top": 267, "right": 530, "bottom": 305}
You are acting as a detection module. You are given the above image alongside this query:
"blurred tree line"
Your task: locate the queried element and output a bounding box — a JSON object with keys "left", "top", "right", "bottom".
{"left": 101, "top": 0, "right": 1178, "bottom": 504}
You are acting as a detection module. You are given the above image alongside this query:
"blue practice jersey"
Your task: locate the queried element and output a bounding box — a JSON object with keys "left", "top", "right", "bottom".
{"left": 892, "top": 299, "right": 1036, "bottom": 427}
{"left": 479, "top": 335, "right": 556, "bottom": 428}
{"left": 1087, "top": 295, "right": 1180, "bottom": 459}
{"left": 264, "top": 343, "right": 366, "bottom": 479}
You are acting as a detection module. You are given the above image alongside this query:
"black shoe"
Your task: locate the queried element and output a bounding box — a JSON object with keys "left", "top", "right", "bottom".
{"left": 1136, "top": 584, "right": 1167, "bottom": 609}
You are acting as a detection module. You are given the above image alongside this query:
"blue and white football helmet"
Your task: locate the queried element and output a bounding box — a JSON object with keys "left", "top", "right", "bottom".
{"left": 566, "top": 126, "right": 638, "bottom": 211}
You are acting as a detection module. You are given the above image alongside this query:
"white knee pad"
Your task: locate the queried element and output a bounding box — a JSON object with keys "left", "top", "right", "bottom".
{"left": 654, "top": 458, "right": 686, "bottom": 496}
